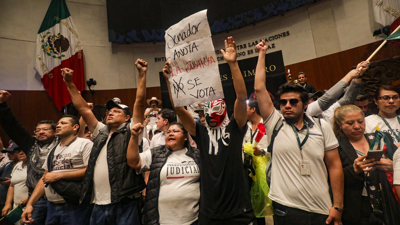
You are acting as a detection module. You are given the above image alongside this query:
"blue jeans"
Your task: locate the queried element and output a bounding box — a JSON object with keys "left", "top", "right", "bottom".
{"left": 90, "top": 197, "right": 141, "bottom": 225}
{"left": 30, "top": 197, "right": 47, "bottom": 225}
{"left": 45, "top": 201, "right": 93, "bottom": 225}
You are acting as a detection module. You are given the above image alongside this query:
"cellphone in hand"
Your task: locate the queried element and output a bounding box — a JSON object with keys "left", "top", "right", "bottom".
{"left": 366, "top": 150, "right": 384, "bottom": 161}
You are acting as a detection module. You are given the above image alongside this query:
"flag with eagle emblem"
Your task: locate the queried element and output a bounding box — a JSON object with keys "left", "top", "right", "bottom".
{"left": 35, "top": 0, "right": 85, "bottom": 110}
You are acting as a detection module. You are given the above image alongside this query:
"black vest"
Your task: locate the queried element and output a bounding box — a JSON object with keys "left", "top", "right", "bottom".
{"left": 80, "top": 122, "right": 146, "bottom": 204}
{"left": 142, "top": 144, "right": 201, "bottom": 225}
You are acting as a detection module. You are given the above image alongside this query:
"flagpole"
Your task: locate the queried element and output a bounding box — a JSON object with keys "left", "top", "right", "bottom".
{"left": 362, "top": 24, "right": 400, "bottom": 65}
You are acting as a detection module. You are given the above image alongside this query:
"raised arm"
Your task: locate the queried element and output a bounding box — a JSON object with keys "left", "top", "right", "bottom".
{"left": 337, "top": 62, "right": 369, "bottom": 106}
{"left": 314, "top": 61, "right": 369, "bottom": 112}
{"left": 254, "top": 40, "right": 274, "bottom": 120}
{"left": 78, "top": 103, "right": 93, "bottom": 138}
{"left": 162, "top": 62, "right": 197, "bottom": 136}
{"left": 133, "top": 59, "right": 148, "bottom": 124}
{"left": 127, "top": 123, "right": 144, "bottom": 170}
{"left": 61, "top": 68, "right": 98, "bottom": 132}
{"left": 221, "top": 37, "right": 247, "bottom": 129}
{"left": 0, "top": 91, "right": 35, "bottom": 153}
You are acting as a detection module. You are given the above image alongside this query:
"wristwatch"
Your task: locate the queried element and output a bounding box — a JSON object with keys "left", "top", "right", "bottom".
{"left": 261, "top": 149, "right": 266, "bottom": 156}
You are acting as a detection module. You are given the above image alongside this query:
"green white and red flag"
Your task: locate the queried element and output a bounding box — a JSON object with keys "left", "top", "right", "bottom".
{"left": 35, "top": 0, "right": 85, "bottom": 110}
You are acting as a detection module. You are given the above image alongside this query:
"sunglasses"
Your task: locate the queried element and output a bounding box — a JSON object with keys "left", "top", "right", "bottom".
{"left": 279, "top": 98, "right": 300, "bottom": 106}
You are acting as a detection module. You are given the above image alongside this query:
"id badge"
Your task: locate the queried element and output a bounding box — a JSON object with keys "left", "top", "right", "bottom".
{"left": 300, "top": 160, "right": 311, "bottom": 176}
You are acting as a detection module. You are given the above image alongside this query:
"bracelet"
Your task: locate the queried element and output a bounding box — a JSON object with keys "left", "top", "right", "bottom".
{"left": 334, "top": 206, "right": 343, "bottom": 212}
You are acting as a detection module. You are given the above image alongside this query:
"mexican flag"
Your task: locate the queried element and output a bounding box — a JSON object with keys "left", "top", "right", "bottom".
{"left": 35, "top": 0, "right": 85, "bottom": 110}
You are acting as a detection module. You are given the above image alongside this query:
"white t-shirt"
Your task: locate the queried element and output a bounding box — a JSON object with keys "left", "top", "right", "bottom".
{"left": 150, "top": 132, "right": 166, "bottom": 149}
{"left": 91, "top": 121, "right": 149, "bottom": 205}
{"left": 365, "top": 114, "right": 400, "bottom": 143}
{"left": 264, "top": 109, "right": 339, "bottom": 215}
{"left": 139, "top": 148, "right": 200, "bottom": 225}
{"left": 306, "top": 101, "right": 340, "bottom": 126}
{"left": 11, "top": 162, "right": 28, "bottom": 205}
{"left": 42, "top": 137, "right": 93, "bottom": 202}
{"left": 393, "top": 149, "right": 400, "bottom": 185}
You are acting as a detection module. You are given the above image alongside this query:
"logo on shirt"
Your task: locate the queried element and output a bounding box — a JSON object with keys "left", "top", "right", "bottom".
{"left": 165, "top": 161, "right": 200, "bottom": 179}
{"left": 207, "top": 127, "right": 230, "bottom": 155}
{"left": 52, "top": 153, "right": 73, "bottom": 170}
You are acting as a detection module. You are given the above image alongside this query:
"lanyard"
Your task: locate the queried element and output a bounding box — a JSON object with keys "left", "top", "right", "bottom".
{"left": 249, "top": 127, "right": 258, "bottom": 144}
{"left": 355, "top": 149, "right": 365, "bottom": 156}
{"left": 290, "top": 122, "right": 309, "bottom": 160}
{"left": 378, "top": 114, "right": 400, "bottom": 142}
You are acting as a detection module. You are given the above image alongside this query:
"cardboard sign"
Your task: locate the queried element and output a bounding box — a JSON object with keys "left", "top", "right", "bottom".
{"left": 165, "top": 10, "right": 224, "bottom": 107}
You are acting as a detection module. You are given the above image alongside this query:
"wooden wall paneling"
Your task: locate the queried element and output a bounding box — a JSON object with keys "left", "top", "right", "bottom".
{"left": 1, "top": 41, "right": 399, "bottom": 144}
{"left": 0, "top": 91, "right": 63, "bottom": 145}
{"left": 285, "top": 41, "right": 400, "bottom": 92}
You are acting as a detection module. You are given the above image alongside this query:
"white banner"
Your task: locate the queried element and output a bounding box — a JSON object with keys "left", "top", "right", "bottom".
{"left": 165, "top": 10, "right": 224, "bottom": 107}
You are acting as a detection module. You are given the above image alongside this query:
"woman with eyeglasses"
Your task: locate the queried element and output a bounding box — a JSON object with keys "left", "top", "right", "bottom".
{"left": 365, "top": 85, "right": 400, "bottom": 147}
{"left": 333, "top": 105, "right": 400, "bottom": 225}
{"left": 127, "top": 122, "right": 200, "bottom": 225}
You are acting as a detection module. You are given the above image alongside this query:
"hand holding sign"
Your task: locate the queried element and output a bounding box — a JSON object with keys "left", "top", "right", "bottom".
{"left": 164, "top": 10, "right": 224, "bottom": 107}
{"left": 221, "top": 37, "right": 237, "bottom": 64}
{"left": 162, "top": 62, "right": 172, "bottom": 80}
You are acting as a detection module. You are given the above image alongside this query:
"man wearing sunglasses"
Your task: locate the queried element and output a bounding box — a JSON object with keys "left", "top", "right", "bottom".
{"left": 254, "top": 40, "right": 344, "bottom": 225}
{"left": 0, "top": 90, "right": 59, "bottom": 224}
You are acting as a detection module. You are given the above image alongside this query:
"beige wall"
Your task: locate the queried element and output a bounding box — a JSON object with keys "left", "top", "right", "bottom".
{"left": 0, "top": 0, "right": 385, "bottom": 91}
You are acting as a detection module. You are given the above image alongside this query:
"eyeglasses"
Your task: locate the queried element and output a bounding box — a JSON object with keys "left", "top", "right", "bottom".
{"left": 378, "top": 95, "right": 400, "bottom": 101}
{"left": 166, "top": 130, "right": 183, "bottom": 135}
{"left": 279, "top": 98, "right": 300, "bottom": 106}
{"left": 34, "top": 128, "right": 52, "bottom": 133}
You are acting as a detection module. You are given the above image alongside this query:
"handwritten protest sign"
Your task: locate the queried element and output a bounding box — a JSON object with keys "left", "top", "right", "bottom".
{"left": 165, "top": 10, "right": 224, "bottom": 107}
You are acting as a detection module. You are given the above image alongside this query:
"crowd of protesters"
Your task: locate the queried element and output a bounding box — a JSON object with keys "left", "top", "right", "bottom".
{"left": 0, "top": 37, "right": 400, "bottom": 225}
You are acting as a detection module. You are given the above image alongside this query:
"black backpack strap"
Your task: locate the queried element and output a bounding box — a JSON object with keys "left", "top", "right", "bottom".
{"left": 266, "top": 117, "right": 283, "bottom": 187}
{"left": 46, "top": 144, "right": 58, "bottom": 172}
{"left": 267, "top": 117, "right": 284, "bottom": 158}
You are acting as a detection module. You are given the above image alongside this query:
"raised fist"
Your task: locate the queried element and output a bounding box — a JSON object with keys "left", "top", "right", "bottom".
{"left": 0, "top": 90, "right": 11, "bottom": 103}
{"left": 255, "top": 40, "right": 268, "bottom": 53}
{"left": 61, "top": 68, "right": 74, "bottom": 83}
{"left": 131, "top": 123, "right": 144, "bottom": 137}
{"left": 135, "top": 58, "right": 148, "bottom": 73}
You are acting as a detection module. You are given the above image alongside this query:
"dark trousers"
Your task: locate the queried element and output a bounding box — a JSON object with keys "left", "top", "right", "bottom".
{"left": 199, "top": 209, "right": 254, "bottom": 225}
{"left": 46, "top": 201, "right": 93, "bottom": 225}
{"left": 342, "top": 196, "right": 378, "bottom": 225}
{"left": 273, "top": 202, "right": 332, "bottom": 225}
{"left": 30, "top": 196, "right": 47, "bottom": 225}
{"left": 90, "top": 197, "right": 141, "bottom": 225}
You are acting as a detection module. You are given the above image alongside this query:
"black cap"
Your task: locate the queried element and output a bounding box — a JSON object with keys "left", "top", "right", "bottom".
{"left": 2, "top": 142, "right": 19, "bottom": 153}
{"left": 106, "top": 100, "right": 131, "bottom": 116}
